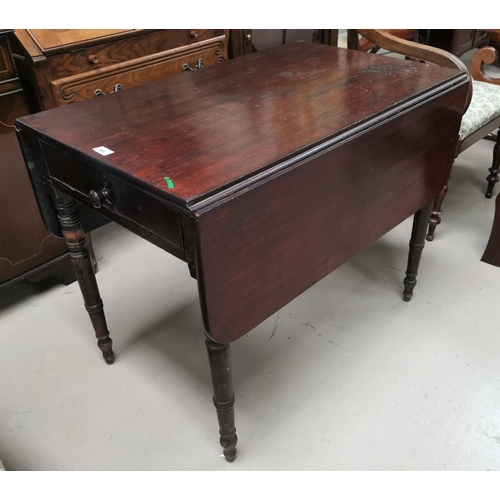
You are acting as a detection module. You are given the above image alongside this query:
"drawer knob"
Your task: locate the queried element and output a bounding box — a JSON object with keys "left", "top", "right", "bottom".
{"left": 245, "top": 33, "right": 252, "bottom": 41}
{"left": 190, "top": 30, "right": 199, "bottom": 38}
{"left": 182, "top": 58, "right": 204, "bottom": 72}
{"left": 89, "top": 186, "right": 113, "bottom": 209}
{"left": 88, "top": 54, "right": 99, "bottom": 64}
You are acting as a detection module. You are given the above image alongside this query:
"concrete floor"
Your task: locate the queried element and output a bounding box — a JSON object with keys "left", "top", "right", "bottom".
{"left": 1, "top": 137, "right": 500, "bottom": 471}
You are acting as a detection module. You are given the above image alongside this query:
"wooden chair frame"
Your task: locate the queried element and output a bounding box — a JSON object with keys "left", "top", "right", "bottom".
{"left": 350, "top": 30, "right": 500, "bottom": 241}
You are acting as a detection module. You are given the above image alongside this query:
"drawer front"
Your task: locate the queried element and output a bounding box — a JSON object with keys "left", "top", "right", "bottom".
{"left": 40, "top": 141, "right": 184, "bottom": 252}
{"left": 47, "top": 30, "right": 225, "bottom": 79}
{"left": 50, "top": 37, "right": 227, "bottom": 106}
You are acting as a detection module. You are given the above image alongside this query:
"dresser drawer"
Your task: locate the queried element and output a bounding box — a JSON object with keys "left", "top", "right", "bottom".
{"left": 47, "top": 29, "right": 226, "bottom": 79}
{"left": 40, "top": 141, "right": 184, "bottom": 252}
{"left": 49, "top": 37, "right": 226, "bottom": 106}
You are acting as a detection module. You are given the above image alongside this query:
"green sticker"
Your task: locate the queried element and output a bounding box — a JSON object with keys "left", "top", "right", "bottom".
{"left": 164, "top": 176, "right": 174, "bottom": 189}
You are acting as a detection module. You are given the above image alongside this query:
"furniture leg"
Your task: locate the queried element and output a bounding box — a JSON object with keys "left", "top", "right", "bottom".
{"left": 205, "top": 337, "right": 237, "bottom": 462}
{"left": 426, "top": 182, "right": 449, "bottom": 242}
{"left": 403, "top": 201, "right": 433, "bottom": 301}
{"left": 481, "top": 192, "right": 500, "bottom": 266}
{"left": 55, "top": 193, "right": 115, "bottom": 364}
{"left": 485, "top": 127, "right": 500, "bottom": 199}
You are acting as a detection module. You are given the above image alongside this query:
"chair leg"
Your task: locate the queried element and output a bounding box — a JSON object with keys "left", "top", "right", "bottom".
{"left": 55, "top": 193, "right": 115, "bottom": 364}
{"left": 481, "top": 192, "right": 500, "bottom": 266}
{"left": 426, "top": 183, "right": 449, "bottom": 242}
{"left": 485, "top": 127, "right": 500, "bottom": 199}
{"left": 403, "top": 202, "right": 433, "bottom": 302}
{"left": 205, "top": 337, "right": 238, "bottom": 462}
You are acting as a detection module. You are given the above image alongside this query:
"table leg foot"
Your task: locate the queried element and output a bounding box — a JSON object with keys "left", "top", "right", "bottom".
{"left": 485, "top": 127, "right": 500, "bottom": 199}
{"left": 403, "top": 201, "right": 433, "bottom": 302}
{"left": 55, "top": 193, "right": 115, "bottom": 364}
{"left": 205, "top": 337, "right": 238, "bottom": 462}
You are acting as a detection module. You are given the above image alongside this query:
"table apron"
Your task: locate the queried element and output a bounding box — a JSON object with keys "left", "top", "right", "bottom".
{"left": 40, "top": 141, "right": 186, "bottom": 261}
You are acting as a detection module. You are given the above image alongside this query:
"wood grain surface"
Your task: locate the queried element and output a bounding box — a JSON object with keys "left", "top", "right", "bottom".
{"left": 17, "top": 42, "right": 465, "bottom": 208}
{"left": 29, "top": 29, "right": 131, "bottom": 51}
{"left": 195, "top": 85, "right": 468, "bottom": 342}
{"left": 16, "top": 42, "right": 469, "bottom": 343}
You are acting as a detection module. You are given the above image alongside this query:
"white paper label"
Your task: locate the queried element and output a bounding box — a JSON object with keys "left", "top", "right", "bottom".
{"left": 92, "top": 146, "right": 114, "bottom": 156}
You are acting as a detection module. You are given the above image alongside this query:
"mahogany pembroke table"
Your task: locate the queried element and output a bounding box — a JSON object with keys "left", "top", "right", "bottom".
{"left": 15, "top": 43, "right": 469, "bottom": 461}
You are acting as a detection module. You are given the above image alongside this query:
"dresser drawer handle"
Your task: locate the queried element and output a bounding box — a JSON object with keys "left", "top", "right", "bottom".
{"left": 88, "top": 54, "right": 99, "bottom": 64}
{"left": 190, "top": 30, "right": 199, "bottom": 38}
{"left": 89, "top": 183, "right": 113, "bottom": 208}
{"left": 182, "top": 58, "right": 204, "bottom": 72}
{"left": 94, "top": 84, "right": 123, "bottom": 97}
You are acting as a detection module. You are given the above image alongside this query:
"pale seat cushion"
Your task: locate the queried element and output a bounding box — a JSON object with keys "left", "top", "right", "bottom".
{"left": 459, "top": 80, "right": 500, "bottom": 141}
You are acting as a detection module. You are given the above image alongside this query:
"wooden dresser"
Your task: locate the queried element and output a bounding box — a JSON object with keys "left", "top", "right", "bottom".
{"left": 1, "top": 29, "right": 228, "bottom": 289}
{"left": 11, "top": 29, "right": 228, "bottom": 110}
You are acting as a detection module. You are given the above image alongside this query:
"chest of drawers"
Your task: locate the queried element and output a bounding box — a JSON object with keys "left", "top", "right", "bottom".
{"left": 11, "top": 29, "right": 228, "bottom": 110}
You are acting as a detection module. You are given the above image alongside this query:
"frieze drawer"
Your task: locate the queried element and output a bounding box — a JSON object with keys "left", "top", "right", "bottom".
{"left": 40, "top": 141, "right": 184, "bottom": 252}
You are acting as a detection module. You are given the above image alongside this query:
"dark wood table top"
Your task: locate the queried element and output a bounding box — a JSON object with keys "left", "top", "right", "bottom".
{"left": 17, "top": 42, "right": 464, "bottom": 211}
{"left": 16, "top": 42, "right": 469, "bottom": 344}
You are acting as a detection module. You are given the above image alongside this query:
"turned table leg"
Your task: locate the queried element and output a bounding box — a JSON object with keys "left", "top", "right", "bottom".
{"left": 205, "top": 337, "right": 237, "bottom": 462}
{"left": 485, "top": 127, "right": 500, "bottom": 199}
{"left": 55, "top": 194, "right": 115, "bottom": 364}
{"left": 403, "top": 201, "right": 433, "bottom": 302}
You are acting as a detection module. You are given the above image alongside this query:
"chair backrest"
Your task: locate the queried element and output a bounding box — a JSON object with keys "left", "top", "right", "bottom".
{"left": 470, "top": 30, "right": 500, "bottom": 85}
{"left": 347, "top": 29, "right": 418, "bottom": 53}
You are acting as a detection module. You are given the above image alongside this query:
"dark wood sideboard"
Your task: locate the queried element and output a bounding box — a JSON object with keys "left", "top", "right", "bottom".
{"left": 1, "top": 29, "right": 229, "bottom": 289}
{"left": 423, "top": 29, "right": 490, "bottom": 56}
{"left": 229, "top": 29, "right": 337, "bottom": 58}
{"left": 0, "top": 29, "right": 70, "bottom": 289}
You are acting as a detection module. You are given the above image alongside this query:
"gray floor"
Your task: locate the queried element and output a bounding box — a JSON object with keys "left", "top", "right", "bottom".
{"left": 1, "top": 137, "right": 500, "bottom": 471}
